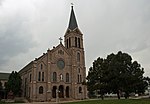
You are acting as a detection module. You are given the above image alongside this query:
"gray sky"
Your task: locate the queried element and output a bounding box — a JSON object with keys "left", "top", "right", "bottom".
{"left": 0, "top": 0, "right": 150, "bottom": 77}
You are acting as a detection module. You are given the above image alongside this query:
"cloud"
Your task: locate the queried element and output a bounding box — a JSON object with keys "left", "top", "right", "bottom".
{"left": 0, "top": 0, "right": 3, "bottom": 5}
{"left": 0, "top": 3, "right": 37, "bottom": 66}
{"left": 0, "top": 0, "right": 150, "bottom": 76}
{"left": 80, "top": 0, "right": 150, "bottom": 75}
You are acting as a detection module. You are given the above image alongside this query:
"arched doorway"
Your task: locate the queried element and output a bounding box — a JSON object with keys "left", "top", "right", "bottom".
{"left": 66, "top": 86, "right": 69, "bottom": 98}
{"left": 52, "top": 86, "right": 57, "bottom": 98}
{"left": 59, "top": 85, "right": 64, "bottom": 98}
{"left": 79, "top": 87, "right": 82, "bottom": 93}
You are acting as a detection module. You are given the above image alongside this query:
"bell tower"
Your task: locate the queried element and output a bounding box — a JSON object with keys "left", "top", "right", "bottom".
{"left": 64, "top": 5, "right": 86, "bottom": 99}
{"left": 64, "top": 6, "right": 83, "bottom": 49}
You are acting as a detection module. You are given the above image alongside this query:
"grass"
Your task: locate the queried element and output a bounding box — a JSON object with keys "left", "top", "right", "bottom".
{"left": 1, "top": 99, "right": 150, "bottom": 104}
{"left": 0, "top": 101, "right": 5, "bottom": 104}
{"left": 0, "top": 100, "right": 25, "bottom": 104}
{"left": 65, "top": 99, "right": 150, "bottom": 104}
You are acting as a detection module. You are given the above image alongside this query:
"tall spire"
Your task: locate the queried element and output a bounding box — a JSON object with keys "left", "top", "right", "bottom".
{"left": 68, "top": 5, "right": 78, "bottom": 30}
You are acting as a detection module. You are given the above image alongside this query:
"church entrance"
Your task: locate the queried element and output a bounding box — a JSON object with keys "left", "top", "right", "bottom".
{"left": 59, "top": 85, "right": 64, "bottom": 98}
{"left": 52, "top": 86, "right": 57, "bottom": 98}
{"left": 66, "top": 86, "right": 69, "bottom": 98}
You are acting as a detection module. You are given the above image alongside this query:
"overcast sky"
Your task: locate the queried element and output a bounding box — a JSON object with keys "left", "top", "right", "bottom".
{"left": 0, "top": 0, "right": 150, "bottom": 77}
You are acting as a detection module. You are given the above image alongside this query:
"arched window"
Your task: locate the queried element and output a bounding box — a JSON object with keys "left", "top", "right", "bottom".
{"left": 38, "top": 72, "right": 41, "bottom": 81}
{"left": 52, "top": 86, "right": 57, "bottom": 98}
{"left": 66, "top": 86, "right": 69, "bottom": 98}
{"left": 78, "top": 38, "right": 80, "bottom": 48}
{"left": 80, "top": 75, "right": 82, "bottom": 82}
{"left": 30, "top": 74, "right": 32, "bottom": 82}
{"left": 42, "top": 72, "right": 44, "bottom": 81}
{"left": 66, "top": 73, "right": 69, "bottom": 82}
{"left": 41, "top": 64, "right": 43, "bottom": 70}
{"left": 78, "top": 68, "right": 80, "bottom": 73}
{"left": 53, "top": 72, "right": 57, "bottom": 82}
{"left": 67, "top": 39, "right": 68, "bottom": 48}
{"left": 69, "top": 37, "right": 71, "bottom": 47}
{"left": 77, "top": 52, "right": 80, "bottom": 62}
{"left": 75, "top": 37, "right": 77, "bottom": 47}
{"left": 78, "top": 74, "right": 80, "bottom": 83}
{"left": 79, "top": 87, "right": 82, "bottom": 93}
{"left": 39, "top": 86, "right": 43, "bottom": 94}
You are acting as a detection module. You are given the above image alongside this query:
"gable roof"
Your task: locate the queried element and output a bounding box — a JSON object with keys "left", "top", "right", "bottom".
{"left": 51, "top": 43, "right": 71, "bottom": 56}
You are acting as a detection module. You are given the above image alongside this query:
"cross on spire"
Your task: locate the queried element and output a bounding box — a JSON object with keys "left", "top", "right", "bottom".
{"left": 59, "top": 37, "right": 63, "bottom": 43}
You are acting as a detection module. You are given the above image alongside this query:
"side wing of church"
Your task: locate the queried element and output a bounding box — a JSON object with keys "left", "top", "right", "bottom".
{"left": 19, "top": 6, "right": 87, "bottom": 102}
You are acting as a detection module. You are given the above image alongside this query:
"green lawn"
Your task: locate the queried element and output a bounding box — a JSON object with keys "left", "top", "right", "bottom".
{"left": 0, "top": 101, "right": 5, "bottom": 104}
{"left": 65, "top": 99, "right": 150, "bottom": 104}
{"left": 0, "top": 100, "right": 25, "bottom": 104}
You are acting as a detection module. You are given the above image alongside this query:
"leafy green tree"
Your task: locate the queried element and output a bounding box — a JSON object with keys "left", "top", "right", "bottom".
{"left": 106, "top": 51, "right": 133, "bottom": 99}
{"left": 5, "top": 71, "right": 22, "bottom": 96}
{"left": 87, "top": 66, "right": 98, "bottom": 97}
{"left": 0, "top": 81, "right": 2, "bottom": 100}
{"left": 0, "top": 81, "right": 2, "bottom": 90}
{"left": 87, "top": 51, "right": 148, "bottom": 99}
{"left": 129, "top": 61, "right": 147, "bottom": 94}
{"left": 87, "top": 57, "right": 109, "bottom": 99}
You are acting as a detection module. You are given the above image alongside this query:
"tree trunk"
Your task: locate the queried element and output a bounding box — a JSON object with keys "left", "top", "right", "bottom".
{"left": 117, "top": 90, "right": 120, "bottom": 99}
{"left": 124, "top": 91, "right": 129, "bottom": 99}
{"left": 101, "top": 94, "right": 104, "bottom": 100}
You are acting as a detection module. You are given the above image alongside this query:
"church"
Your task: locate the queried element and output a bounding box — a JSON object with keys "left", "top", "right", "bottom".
{"left": 19, "top": 6, "right": 87, "bottom": 102}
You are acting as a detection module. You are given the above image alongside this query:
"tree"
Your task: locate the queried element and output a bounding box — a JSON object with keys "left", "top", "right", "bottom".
{"left": 0, "top": 81, "right": 2, "bottom": 90}
{"left": 0, "top": 81, "right": 2, "bottom": 100}
{"left": 5, "top": 71, "right": 22, "bottom": 96}
{"left": 87, "top": 51, "right": 148, "bottom": 99}
{"left": 106, "top": 51, "right": 133, "bottom": 99}
{"left": 87, "top": 66, "right": 99, "bottom": 98}
{"left": 87, "top": 57, "right": 109, "bottom": 99}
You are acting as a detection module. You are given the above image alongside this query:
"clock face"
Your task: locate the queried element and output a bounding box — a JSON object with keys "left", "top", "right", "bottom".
{"left": 57, "top": 60, "right": 65, "bottom": 69}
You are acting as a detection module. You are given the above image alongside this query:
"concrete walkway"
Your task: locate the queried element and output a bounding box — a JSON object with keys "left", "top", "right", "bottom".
{"left": 24, "top": 100, "right": 82, "bottom": 104}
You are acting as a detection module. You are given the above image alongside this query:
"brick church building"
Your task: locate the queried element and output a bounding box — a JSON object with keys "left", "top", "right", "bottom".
{"left": 19, "top": 6, "right": 87, "bottom": 102}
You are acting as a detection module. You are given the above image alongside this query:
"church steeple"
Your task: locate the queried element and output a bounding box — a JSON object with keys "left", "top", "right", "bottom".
{"left": 64, "top": 5, "right": 83, "bottom": 49}
{"left": 68, "top": 6, "right": 78, "bottom": 30}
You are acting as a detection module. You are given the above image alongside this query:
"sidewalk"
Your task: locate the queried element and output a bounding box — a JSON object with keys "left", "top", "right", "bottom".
{"left": 25, "top": 100, "right": 82, "bottom": 104}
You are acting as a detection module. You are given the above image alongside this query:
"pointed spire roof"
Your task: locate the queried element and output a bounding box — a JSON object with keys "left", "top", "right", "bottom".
{"left": 68, "top": 6, "right": 78, "bottom": 30}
